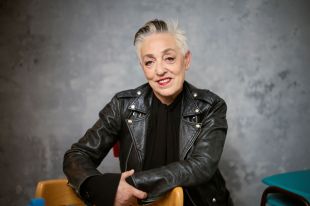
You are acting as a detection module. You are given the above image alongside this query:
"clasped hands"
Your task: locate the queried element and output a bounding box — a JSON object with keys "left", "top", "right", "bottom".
{"left": 114, "top": 169, "right": 147, "bottom": 206}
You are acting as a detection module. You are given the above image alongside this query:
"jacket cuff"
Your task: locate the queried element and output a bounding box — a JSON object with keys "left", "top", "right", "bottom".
{"left": 125, "top": 176, "right": 135, "bottom": 187}
{"left": 81, "top": 173, "right": 121, "bottom": 206}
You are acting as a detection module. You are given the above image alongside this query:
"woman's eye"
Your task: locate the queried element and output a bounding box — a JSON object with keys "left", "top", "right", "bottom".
{"left": 145, "top": 61, "right": 153, "bottom": 66}
{"left": 165, "top": 57, "right": 175, "bottom": 63}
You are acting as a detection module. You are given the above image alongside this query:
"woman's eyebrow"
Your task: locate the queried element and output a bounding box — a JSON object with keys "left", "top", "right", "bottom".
{"left": 162, "top": 48, "right": 176, "bottom": 54}
{"left": 142, "top": 54, "right": 155, "bottom": 59}
{"left": 142, "top": 48, "right": 176, "bottom": 59}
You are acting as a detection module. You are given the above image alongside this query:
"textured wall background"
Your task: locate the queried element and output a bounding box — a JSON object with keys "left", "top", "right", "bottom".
{"left": 0, "top": 0, "right": 309, "bottom": 205}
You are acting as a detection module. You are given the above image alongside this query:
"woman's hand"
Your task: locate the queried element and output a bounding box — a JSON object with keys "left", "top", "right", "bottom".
{"left": 114, "top": 170, "right": 147, "bottom": 206}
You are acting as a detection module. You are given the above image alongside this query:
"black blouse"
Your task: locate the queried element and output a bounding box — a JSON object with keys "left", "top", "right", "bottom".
{"left": 143, "top": 91, "right": 182, "bottom": 170}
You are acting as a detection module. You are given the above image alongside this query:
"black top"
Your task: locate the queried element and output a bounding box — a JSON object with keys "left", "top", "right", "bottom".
{"left": 81, "top": 91, "right": 185, "bottom": 206}
{"left": 143, "top": 91, "right": 182, "bottom": 170}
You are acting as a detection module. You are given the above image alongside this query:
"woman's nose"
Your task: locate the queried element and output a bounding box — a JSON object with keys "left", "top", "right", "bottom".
{"left": 155, "top": 61, "right": 166, "bottom": 75}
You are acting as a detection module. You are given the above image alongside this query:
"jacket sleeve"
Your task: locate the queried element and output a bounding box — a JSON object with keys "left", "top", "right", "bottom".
{"left": 63, "top": 95, "right": 122, "bottom": 195}
{"left": 131, "top": 98, "right": 228, "bottom": 202}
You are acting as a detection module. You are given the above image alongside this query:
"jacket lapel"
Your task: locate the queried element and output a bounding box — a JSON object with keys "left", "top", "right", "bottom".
{"left": 179, "top": 82, "right": 202, "bottom": 159}
{"left": 126, "top": 85, "right": 152, "bottom": 168}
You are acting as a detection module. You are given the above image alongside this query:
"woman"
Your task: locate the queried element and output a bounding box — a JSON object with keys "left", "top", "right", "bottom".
{"left": 63, "top": 19, "right": 233, "bottom": 206}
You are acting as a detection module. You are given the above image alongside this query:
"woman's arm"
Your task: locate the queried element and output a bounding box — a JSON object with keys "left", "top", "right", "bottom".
{"left": 63, "top": 94, "right": 122, "bottom": 194}
{"left": 130, "top": 99, "right": 228, "bottom": 202}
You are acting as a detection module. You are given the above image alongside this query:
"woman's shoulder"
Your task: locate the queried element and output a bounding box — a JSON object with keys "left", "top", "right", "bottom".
{"left": 184, "top": 81, "right": 225, "bottom": 105}
{"left": 115, "top": 83, "right": 150, "bottom": 99}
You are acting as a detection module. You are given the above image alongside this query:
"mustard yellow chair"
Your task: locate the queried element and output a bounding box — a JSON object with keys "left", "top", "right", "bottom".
{"left": 35, "top": 179, "right": 85, "bottom": 206}
{"left": 35, "top": 179, "right": 183, "bottom": 206}
{"left": 148, "top": 186, "right": 183, "bottom": 206}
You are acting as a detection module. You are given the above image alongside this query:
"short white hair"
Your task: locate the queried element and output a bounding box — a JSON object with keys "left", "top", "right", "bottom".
{"left": 134, "top": 19, "right": 189, "bottom": 58}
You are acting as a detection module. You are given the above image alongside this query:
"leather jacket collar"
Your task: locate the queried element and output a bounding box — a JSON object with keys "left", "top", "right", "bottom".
{"left": 124, "top": 81, "right": 206, "bottom": 117}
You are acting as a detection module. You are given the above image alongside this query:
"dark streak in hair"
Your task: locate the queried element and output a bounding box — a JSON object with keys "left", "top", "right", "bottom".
{"left": 134, "top": 19, "right": 168, "bottom": 45}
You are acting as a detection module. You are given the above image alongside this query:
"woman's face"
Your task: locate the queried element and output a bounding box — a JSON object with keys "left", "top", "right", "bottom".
{"left": 139, "top": 33, "right": 191, "bottom": 105}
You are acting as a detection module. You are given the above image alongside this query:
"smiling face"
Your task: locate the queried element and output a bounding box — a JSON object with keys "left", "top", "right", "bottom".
{"left": 139, "top": 33, "right": 191, "bottom": 105}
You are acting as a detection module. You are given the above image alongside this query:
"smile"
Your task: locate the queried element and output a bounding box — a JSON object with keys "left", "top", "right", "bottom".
{"left": 157, "top": 78, "right": 172, "bottom": 87}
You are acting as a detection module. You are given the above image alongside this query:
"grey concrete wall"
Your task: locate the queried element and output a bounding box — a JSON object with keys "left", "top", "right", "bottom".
{"left": 0, "top": 0, "right": 309, "bottom": 205}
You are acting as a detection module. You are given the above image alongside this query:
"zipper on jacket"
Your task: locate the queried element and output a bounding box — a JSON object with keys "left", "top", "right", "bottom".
{"left": 124, "top": 142, "right": 133, "bottom": 171}
{"left": 182, "top": 127, "right": 201, "bottom": 159}
{"left": 185, "top": 188, "right": 198, "bottom": 206}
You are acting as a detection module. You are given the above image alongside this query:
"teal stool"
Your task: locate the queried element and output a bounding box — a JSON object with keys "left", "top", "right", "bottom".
{"left": 261, "top": 170, "right": 310, "bottom": 206}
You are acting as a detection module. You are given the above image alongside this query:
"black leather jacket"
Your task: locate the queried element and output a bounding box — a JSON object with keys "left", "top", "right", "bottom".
{"left": 63, "top": 81, "right": 232, "bottom": 206}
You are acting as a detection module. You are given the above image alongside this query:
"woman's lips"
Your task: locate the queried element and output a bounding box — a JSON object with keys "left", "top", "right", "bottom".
{"left": 157, "top": 78, "right": 172, "bottom": 87}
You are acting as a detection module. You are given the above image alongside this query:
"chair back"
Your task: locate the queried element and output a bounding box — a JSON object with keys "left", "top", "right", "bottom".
{"left": 35, "top": 179, "right": 85, "bottom": 206}
{"left": 149, "top": 187, "right": 183, "bottom": 206}
{"left": 261, "top": 170, "right": 310, "bottom": 206}
{"left": 35, "top": 179, "right": 183, "bottom": 206}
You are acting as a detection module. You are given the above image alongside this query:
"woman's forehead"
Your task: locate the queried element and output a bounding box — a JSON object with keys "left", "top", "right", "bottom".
{"left": 139, "top": 33, "right": 180, "bottom": 56}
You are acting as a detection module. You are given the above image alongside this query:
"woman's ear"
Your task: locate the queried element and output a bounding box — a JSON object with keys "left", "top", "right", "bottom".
{"left": 184, "top": 51, "right": 192, "bottom": 70}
